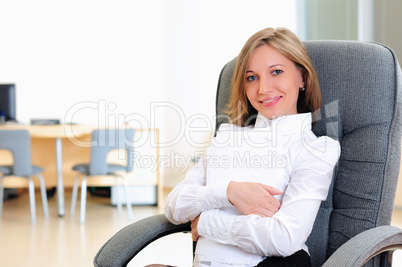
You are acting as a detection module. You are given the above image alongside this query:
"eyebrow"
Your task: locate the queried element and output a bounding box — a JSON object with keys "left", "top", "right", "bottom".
{"left": 246, "top": 64, "right": 285, "bottom": 73}
{"left": 268, "top": 64, "right": 284, "bottom": 68}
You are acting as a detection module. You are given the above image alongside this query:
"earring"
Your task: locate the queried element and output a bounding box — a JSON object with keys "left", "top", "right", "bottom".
{"left": 300, "top": 87, "right": 305, "bottom": 91}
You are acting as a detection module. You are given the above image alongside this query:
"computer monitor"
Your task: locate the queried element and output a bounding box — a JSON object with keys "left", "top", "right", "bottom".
{"left": 0, "top": 84, "right": 16, "bottom": 121}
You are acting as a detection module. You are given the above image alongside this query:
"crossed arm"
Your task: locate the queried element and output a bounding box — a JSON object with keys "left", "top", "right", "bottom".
{"left": 164, "top": 135, "right": 339, "bottom": 257}
{"left": 190, "top": 181, "right": 282, "bottom": 242}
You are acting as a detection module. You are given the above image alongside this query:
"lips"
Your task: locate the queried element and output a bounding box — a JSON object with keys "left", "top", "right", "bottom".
{"left": 259, "top": 96, "right": 282, "bottom": 107}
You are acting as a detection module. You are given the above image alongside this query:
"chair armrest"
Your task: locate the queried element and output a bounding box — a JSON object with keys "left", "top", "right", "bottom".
{"left": 323, "top": 225, "right": 402, "bottom": 267}
{"left": 93, "top": 214, "right": 191, "bottom": 267}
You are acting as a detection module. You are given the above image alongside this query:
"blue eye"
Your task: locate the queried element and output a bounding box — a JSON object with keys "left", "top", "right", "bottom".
{"left": 246, "top": 75, "right": 257, "bottom": 82}
{"left": 273, "top": 70, "right": 283, "bottom": 75}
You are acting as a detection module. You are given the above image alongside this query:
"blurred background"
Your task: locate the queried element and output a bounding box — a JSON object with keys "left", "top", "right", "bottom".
{"left": 0, "top": 0, "right": 401, "bottom": 193}
{"left": 1, "top": 0, "right": 402, "bottom": 266}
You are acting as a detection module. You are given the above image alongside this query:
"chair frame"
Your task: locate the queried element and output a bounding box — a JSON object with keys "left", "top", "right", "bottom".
{"left": 0, "top": 129, "right": 49, "bottom": 224}
{"left": 70, "top": 128, "right": 135, "bottom": 223}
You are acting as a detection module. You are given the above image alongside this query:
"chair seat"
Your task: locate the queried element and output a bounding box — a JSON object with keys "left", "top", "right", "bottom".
{"left": 0, "top": 165, "right": 44, "bottom": 176}
{"left": 72, "top": 163, "right": 126, "bottom": 175}
{"left": 0, "top": 129, "right": 49, "bottom": 224}
{"left": 0, "top": 165, "right": 10, "bottom": 174}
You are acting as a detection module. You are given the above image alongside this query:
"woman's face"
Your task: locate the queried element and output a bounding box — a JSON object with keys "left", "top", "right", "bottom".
{"left": 245, "top": 44, "right": 304, "bottom": 119}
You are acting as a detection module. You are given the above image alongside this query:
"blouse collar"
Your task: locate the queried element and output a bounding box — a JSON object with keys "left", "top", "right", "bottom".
{"left": 254, "top": 112, "right": 312, "bottom": 135}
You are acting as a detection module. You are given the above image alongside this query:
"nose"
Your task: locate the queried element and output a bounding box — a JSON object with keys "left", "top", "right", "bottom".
{"left": 258, "top": 77, "right": 273, "bottom": 94}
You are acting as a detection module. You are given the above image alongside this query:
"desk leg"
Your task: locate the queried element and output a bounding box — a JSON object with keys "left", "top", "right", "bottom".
{"left": 56, "top": 137, "right": 65, "bottom": 217}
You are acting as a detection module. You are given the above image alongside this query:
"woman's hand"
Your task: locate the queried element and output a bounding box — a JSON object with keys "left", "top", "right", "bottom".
{"left": 227, "top": 181, "right": 282, "bottom": 217}
{"left": 191, "top": 215, "right": 200, "bottom": 242}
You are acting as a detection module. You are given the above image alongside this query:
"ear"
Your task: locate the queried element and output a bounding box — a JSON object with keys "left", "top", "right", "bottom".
{"left": 299, "top": 69, "right": 306, "bottom": 88}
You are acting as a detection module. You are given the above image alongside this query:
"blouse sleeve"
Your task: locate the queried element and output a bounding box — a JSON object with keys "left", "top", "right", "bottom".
{"left": 164, "top": 149, "right": 232, "bottom": 225}
{"left": 197, "top": 136, "right": 341, "bottom": 257}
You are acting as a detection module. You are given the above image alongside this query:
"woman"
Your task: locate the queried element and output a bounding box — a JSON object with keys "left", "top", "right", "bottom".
{"left": 164, "top": 27, "right": 340, "bottom": 267}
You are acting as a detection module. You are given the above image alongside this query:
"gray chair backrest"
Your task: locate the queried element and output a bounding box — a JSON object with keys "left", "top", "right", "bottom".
{"left": 0, "top": 129, "right": 33, "bottom": 177}
{"left": 215, "top": 41, "right": 402, "bottom": 266}
{"left": 89, "top": 128, "right": 135, "bottom": 175}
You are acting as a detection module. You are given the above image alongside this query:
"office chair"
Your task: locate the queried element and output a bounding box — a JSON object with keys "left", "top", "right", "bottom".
{"left": 94, "top": 41, "right": 402, "bottom": 266}
{"left": 70, "top": 128, "right": 135, "bottom": 223}
{"left": 0, "top": 129, "right": 49, "bottom": 224}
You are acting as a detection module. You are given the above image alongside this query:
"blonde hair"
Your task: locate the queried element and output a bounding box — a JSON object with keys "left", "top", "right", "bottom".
{"left": 226, "top": 27, "right": 321, "bottom": 127}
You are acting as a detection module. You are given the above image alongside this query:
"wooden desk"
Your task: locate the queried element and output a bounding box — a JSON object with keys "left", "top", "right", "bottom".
{"left": 0, "top": 125, "right": 161, "bottom": 215}
{"left": 0, "top": 124, "right": 94, "bottom": 216}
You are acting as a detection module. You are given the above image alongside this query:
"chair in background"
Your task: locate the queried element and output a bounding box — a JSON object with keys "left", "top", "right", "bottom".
{"left": 70, "top": 128, "right": 135, "bottom": 223}
{"left": 0, "top": 129, "right": 49, "bottom": 224}
{"left": 94, "top": 41, "right": 402, "bottom": 266}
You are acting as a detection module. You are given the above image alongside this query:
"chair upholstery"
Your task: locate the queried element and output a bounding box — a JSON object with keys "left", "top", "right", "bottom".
{"left": 70, "top": 128, "right": 135, "bottom": 223}
{"left": 0, "top": 129, "right": 49, "bottom": 224}
{"left": 308, "top": 41, "right": 402, "bottom": 266}
{"left": 94, "top": 41, "right": 402, "bottom": 267}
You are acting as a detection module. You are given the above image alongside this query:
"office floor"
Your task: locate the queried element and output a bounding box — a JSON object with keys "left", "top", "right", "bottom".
{"left": 1, "top": 190, "right": 402, "bottom": 267}
{"left": 0, "top": 189, "right": 193, "bottom": 267}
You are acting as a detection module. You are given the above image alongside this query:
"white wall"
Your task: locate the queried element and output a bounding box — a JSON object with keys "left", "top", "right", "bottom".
{"left": 162, "top": 0, "right": 297, "bottom": 186}
{"left": 0, "top": 0, "right": 165, "bottom": 128}
{"left": 0, "top": 0, "right": 297, "bottom": 187}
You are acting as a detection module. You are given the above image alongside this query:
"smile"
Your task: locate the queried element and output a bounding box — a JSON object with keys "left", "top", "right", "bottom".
{"left": 261, "top": 96, "right": 282, "bottom": 104}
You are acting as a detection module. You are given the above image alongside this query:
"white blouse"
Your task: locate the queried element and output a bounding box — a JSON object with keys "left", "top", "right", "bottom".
{"left": 164, "top": 113, "right": 341, "bottom": 267}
